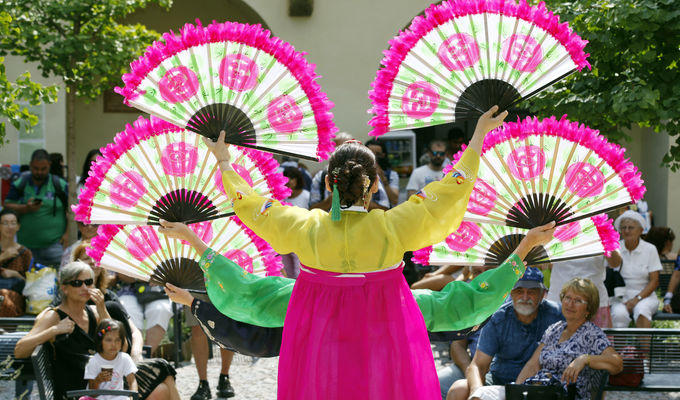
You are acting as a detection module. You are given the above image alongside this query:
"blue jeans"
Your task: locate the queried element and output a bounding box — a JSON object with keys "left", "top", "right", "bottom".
{"left": 30, "top": 242, "right": 63, "bottom": 268}
{"left": 438, "top": 364, "right": 465, "bottom": 400}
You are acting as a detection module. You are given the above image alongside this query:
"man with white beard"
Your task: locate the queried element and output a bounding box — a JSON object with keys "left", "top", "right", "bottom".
{"left": 446, "top": 267, "right": 563, "bottom": 400}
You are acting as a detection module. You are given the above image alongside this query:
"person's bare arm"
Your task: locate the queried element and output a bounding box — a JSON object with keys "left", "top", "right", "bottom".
{"left": 127, "top": 374, "right": 138, "bottom": 393}
{"left": 158, "top": 220, "right": 208, "bottom": 255}
{"left": 605, "top": 251, "right": 622, "bottom": 268}
{"left": 625, "top": 271, "right": 659, "bottom": 312}
{"left": 466, "top": 106, "right": 508, "bottom": 156}
{"left": 407, "top": 189, "right": 417, "bottom": 198}
{"left": 664, "top": 270, "right": 680, "bottom": 312}
{"left": 466, "top": 350, "right": 493, "bottom": 395}
{"left": 15, "top": 309, "right": 74, "bottom": 358}
{"left": 450, "top": 339, "right": 472, "bottom": 372}
{"left": 561, "top": 347, "right": 622, "bottom": 384}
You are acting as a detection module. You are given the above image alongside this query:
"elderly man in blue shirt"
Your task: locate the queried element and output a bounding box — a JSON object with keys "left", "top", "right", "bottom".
{"left": 446, "top": 267, "right": 563, "bottom": 400}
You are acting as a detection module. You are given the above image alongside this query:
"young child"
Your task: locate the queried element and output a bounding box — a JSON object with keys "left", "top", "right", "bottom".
{"left": 82, "top": 319, "right": 138, "bottom": 400}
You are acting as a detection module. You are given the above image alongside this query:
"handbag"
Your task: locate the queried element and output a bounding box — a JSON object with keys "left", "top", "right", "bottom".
{"left": 608, "top": 345, "right": 644, "bottom": 387}
{"left": 505, "top": 381, "right": 576, "bottom": 400}
{"left": 134, "top": 282, "right": 168, "bottom": 304}
{"left": 604, "top": 267, "right": 626, "bottom": 297}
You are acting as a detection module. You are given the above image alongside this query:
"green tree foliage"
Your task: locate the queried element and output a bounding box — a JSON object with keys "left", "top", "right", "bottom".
{"left": 0, "top": 0, "right": 171, "bottom": 99}
{"left": 0, "top": 0, "right": 171, "bottom": 240}
{"left": 0, "top": 11, "right": 58, "bottom": 145}
{"left": 529, "top": 0, "right": 680, "bottom": 169}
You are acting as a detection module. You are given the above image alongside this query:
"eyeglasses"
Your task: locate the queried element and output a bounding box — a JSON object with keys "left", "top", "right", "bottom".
{"left": 0, "top": 222, "right": 18, "bottom": 226}
{"left": 561, "top": 295, "right": 588, "bottom": 305}
{"left": 619, "top": 225, "right": 639, "bottom": 231}
{"left": 67, "top": 278, "right": 94, "bottom": 287}
{"left": 431, "top": 151, "right": 446, "bottom": 157}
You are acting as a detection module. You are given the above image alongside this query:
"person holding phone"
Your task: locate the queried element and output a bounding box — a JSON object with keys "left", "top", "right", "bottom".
{"left": 4, "top": 149, "right": 69, "bottom": 267}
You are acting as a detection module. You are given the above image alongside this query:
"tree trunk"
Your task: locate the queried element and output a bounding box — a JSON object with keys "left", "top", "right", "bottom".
{"left": 66, "top": 83, "right": 78, "bottom": 243}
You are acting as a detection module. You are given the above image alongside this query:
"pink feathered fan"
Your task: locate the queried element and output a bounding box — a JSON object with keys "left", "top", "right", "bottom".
{"left": 116, "top": 20, "right": 336, "bottom": 161}
{"left": 73, "top": 116, "right": 289, "bottom": 225}
{"left": 368, "top": 0, "right": 590, "bottom": 135}
{"left": 89, "top": 217, "right": 283, "bottom": 290}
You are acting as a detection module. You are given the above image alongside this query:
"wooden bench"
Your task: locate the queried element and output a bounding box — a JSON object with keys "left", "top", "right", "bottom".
{"left": 658, "top": 259, "right": 675, "bottom": 294}
{"left": 594, "top": 328, "right": 680, "bottom": 399}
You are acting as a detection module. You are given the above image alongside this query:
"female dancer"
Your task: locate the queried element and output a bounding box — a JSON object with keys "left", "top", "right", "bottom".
{"left": 161, "top": 106, "right": 556, "bottom": 400}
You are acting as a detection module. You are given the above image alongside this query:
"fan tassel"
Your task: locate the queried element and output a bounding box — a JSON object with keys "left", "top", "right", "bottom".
{"left": 330, "top": 183, "right": 341, "bottom": 221}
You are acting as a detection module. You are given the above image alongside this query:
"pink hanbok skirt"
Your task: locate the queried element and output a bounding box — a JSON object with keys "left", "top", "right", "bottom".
{"left": 277, "top": 264, "right": 439, "bottom": 400}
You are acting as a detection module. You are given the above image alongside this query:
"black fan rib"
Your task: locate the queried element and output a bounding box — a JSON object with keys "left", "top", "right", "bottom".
{"left": 484, "top": 233, "right": 549, "bottom": 266}
{"left": 505, "top": 194, "right": 574, "bottom": 229}
{"left": 147, "top": 189, "right": 232, "bottom": 225}
{"left": 455, "top": 79, "right": 521, "bottom": 122}
{"left": 187, "top": 103, "right": 256, "bottom": 145}
{"left": 149, "top": 257, "right": 205, "bottom": 290}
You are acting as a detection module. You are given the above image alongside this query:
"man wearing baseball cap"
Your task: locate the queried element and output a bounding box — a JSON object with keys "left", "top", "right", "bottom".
{"left": 447, "top": 267, "right": 563, "bottom": 400}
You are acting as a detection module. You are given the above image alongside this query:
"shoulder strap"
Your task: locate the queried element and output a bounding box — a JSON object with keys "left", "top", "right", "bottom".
{"left": 50, "top": 174, "right": 67, "bottom": 216}
{"left": 14, "top": 172, "right": 31, "bottom": 199}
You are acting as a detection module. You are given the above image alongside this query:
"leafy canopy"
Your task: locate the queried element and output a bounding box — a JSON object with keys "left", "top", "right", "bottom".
{"left": 529, "top": 0, "right": 680, "bottom": 169}
{"left": 0, "top": 0, "right": 171, "bottom": 99}
{"left": 0, "top": 11, "right": 58, "bottom": 145}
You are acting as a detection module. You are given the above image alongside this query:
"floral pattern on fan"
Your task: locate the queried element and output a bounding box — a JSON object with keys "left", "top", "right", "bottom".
{"left": 115, "top": 20, "right": 337, "bottom": 161}
{"left": 448, "top": 116, "right": 645, "bottom": 229}
{"left": 73, "top": 116, "right": 290, "bottom": 225}
{"left": 368, "top": 0, "right": 591, "bottom": 136}
{"left": 413, "top": 214, "right": 619, "bottom": 267}
{"left": 88, "top": 217, "right": 283, "bottom": 290}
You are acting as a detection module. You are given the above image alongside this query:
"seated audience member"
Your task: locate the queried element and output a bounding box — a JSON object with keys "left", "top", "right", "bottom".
{"left": 15, "top": 262, "right": 181, "bottom": 400}
{"left": 645, "top": 226, "right": 676, "bottom": 260}
{"left": 472, "top": 278, "right": 623, "bottom": 400}
{"left": 365, "top": 139, "right": 400, "bottom": 207}
{"left": 437, "top": 266, "right": 491, "bottom": 399}
{"left": 61, "top": 221, "right": 99, "bottom": 268}
{"left": 447, "top": 267, "right": 563, "bottom": 400}
{"left": 665, "top": 260, "right": 680, "bottom": 313}
{"left": 49, "top": 153, "right": 64, "bottom": 178}
{"left": 116, "top": 276, "right": 173, "bottom": 355}
{"left": 611, "top": 210, "right": 661, "bottom": 328}
{"left": 0, "top": 209, "right": 32, "bottom": 316}
{"left": 548, "top": 253, "right": 621, "bottom": 329}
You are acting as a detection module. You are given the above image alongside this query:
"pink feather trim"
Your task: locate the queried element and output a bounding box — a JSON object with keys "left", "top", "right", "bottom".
{"left": 88, "top": 224, "right": 125, "bottom": 266}
{"left": 412, "top": 246, "right": 434, "bottom": 266}
{"left": 368, "top": 0, "right": 590, "bottom": 136}
{"left": 482, "top": 115, "right": 646, "bottom": 202}
{"left": 115, "top": 20, "right": 336, "bottom": 160}
{"left": 590, "top": 214, "right": 620, "bottom": 255}
{"left": 231, "top": 216, "right": 284, "bottom": 277}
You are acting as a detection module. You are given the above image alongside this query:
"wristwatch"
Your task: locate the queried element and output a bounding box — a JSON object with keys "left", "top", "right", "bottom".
{"left": 636, "top": 295, "right": 643, "bottom": 301}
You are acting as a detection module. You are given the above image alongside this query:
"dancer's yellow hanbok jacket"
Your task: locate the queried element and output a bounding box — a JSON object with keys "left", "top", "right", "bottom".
{"left": 199, "top": 147, "right": 527, "bottom": 330}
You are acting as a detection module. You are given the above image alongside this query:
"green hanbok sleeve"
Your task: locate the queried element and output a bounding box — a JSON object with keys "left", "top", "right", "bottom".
{"left": 413, "top": 253, "right": 526, "bottom": 332}
{"left": 199, "top": 248, "right": 294, "bottom": 328}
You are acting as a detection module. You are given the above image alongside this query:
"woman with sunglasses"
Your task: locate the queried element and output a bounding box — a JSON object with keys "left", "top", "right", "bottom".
{"left": 15, "top": 261, "right": 110, "bottom": 399}
{"left": 15, "top": 262, "right": 181, "bottom": 400}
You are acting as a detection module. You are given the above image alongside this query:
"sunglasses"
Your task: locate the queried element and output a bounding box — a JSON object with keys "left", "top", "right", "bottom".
{"left": 67, "top": 278, "right": 94, "bottom": 287}
{"left": 431, "top": 151, "right": 446, "bottom": 157}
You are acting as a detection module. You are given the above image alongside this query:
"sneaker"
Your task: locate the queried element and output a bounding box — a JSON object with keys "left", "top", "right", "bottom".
{"left": 216, "top": 374, "right": 235, "bottom": 398}
{"left": 191, "top": 381, "right": 211, "bottom": 400}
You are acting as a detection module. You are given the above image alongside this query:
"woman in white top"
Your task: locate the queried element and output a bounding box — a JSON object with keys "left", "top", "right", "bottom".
{"left": 610, "top": 210, "right": 662, "bottom": 328}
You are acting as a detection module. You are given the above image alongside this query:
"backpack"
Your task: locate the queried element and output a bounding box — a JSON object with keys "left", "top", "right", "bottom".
{"left": 13, "top": 172, "right": 67, "bottom": 216}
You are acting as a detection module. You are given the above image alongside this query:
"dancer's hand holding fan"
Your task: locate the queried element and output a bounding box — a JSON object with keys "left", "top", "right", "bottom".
{"left": 116, "top": 20, "right": 336, "bottom": 161}
{"left": 368, "top": 0, "right": 591, "bottom": 135}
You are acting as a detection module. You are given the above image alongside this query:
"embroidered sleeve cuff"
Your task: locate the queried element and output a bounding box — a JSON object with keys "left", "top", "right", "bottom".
{"left": 199, "top": 248, "right": 217, "bottom": 272}
{"left": 506, "top": 253, "right": 527, "bottom": 277}
{"left": 447, "top": 147, "right": 479, "bottom": 183}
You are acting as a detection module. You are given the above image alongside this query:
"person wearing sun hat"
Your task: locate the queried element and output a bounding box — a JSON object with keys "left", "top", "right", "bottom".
{"left": 446, "top": 266, "right": 563, "bottom": 400}
{"left": 610, "top": 210, "right": 662, "bottom": 328}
